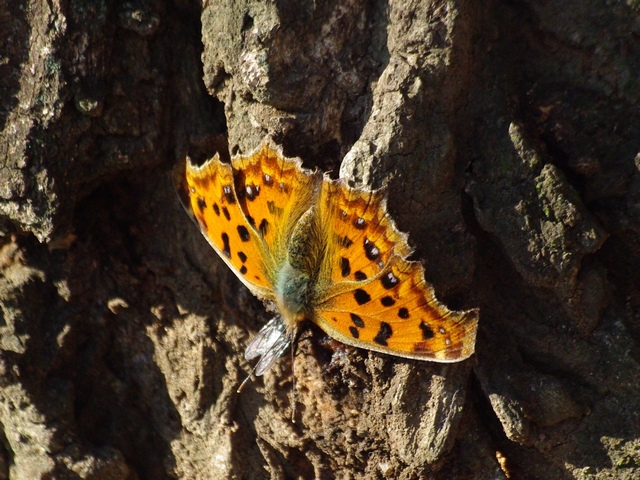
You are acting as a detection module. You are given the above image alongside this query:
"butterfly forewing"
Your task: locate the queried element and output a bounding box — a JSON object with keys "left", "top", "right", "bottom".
{"left": 231, "top": 142, "right": 321, "bottom": 269}
{"left": 176, "top": 154, "right": 274, "bottom": 298}
{"left": 244, "top": 317, "right": 292, "bottom": 376}
{"left": 317, "top": 180, "right": 411, "bottom": 286}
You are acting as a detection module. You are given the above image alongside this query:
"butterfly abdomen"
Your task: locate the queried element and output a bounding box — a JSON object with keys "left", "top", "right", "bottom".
{"left": 275, "top": 263, "right": 313, "bottom": 328}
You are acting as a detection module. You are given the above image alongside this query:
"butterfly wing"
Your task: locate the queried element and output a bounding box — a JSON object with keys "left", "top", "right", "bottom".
{"left": 230, "top": 140, "right": 321, "bottom": 269}
{"left": 317, "top": 179, "right": 411, "bottom": 285}
{"left": 174, "top": 140, "right": 320, "bottom": 300}
{"left": 244, "top": 316, "right": 292, "bottom": 375}
{"left": 313, "top": 179, "right": 478, "bottom": 362}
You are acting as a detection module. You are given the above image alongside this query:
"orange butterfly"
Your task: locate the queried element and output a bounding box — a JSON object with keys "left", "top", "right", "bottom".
{"left": 174, "top": 139, "right": 478, "bottom": 376}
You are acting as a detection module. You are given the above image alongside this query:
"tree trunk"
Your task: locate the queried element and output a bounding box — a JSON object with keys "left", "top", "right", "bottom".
{"left": 1, "top": 0, "right": 639, "bottom": 479}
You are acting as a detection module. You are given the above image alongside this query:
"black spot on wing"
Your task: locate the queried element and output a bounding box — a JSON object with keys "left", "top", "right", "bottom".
{"left": 259, "top": 218, "right": 269, "bottom": 236}
{"left": 341, "top": 257, "right": 351, "bottom": 277}
{"left": 237, "top": 225, "right": 250, "bottom": 242}
{"left": 197, "top": 197, "right": 206, "bottom": 213}
{"left": 353, "top": 217, "right": 366, "bottom": 230}
{"left": 350, "top": 313, "right": 365, "bottom": 328}
{"left": 419, "top": 321, "right": 435, "bottom": 340}
{"left": 222, "top": 206, "right": 231, "bottom": 221}
{"left": 213, "top": 203, "right": 220, "bottom": 216}
{"left": 349, "top": 326, "right": 359, "bottom": 339}
{"left": 381, "top": 271, "right": 399, "bottom": 290}
{"left": 238, "top": 251, "right": 247, "bottom": 263}
{"left": 239, "top": 265, "right": 247, "bottom": 275}
{"left": 373, "top": 322, "right": 392, "bottom": 346}
{"left": 223, "top": 185, "right": 235, "bottom": 203}
{"left": 354, "top": 289, "right": 371, "bottom": 305}
{"left": 245, "top": 184, "right": 259, "bottom": 200}
{"left": 338, "top": 235, "right": 354, "bottom": 248}
{"left": 221, "top": 232, "right": 231, "bottom": 258}
{"left": 381, "top": 296, "right": 395, "bottom": 307}
{"left": 364, "top": 238, "right": 380, "bottom": 261}
{"left": 354, "top": 271, "right": 367, "bottom": 281}
{"left": 398, "top": 307, "right": 409, "bottom": 319}
{"left": 266, "top": 200, "right": 283, "bottom": 217}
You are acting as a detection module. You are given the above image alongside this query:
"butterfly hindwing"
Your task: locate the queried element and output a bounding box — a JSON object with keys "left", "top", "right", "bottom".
{"left": 314, "top": 256, "right": 478, "bottom": 361}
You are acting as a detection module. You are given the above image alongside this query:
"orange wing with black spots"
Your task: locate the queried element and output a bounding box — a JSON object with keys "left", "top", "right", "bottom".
{"left": 314, "top": 256, "right": 478, "bottom": 361}
{"left": 313, "top": 179, "right": 478, "bottom": 362}
{"left": 231, "top": 142, "right": 320, "bottom": 269}
{"left": 317, "top": 180, "right": 411, "bottom": 285}
{"left": 173, "top": 140, "right": 320, "bottom": 300}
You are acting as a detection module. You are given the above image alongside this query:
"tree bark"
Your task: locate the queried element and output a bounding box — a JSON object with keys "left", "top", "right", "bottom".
{"left": 1, "top": 0, "right": 639, "bottom": 479}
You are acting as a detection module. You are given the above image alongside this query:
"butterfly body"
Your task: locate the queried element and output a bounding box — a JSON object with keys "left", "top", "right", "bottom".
{"left": 275, "top": 262, "right": 312, "bottom": 328}
{"left": 174, "top": 138, "right": 479, "bottom": 376}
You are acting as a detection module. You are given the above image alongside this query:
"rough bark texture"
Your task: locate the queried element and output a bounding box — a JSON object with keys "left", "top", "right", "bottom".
{"left": 1, "top": 0, "right": 639, "bottom": 479}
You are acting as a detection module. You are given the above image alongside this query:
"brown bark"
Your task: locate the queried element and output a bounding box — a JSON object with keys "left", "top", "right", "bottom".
{"left": 1, "top": 0, "right": 639, "bottom": 479}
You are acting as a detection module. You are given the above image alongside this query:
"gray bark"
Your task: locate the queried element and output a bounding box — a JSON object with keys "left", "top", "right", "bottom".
{"left": 1, "top": 0, "right": 639, "bottom": 479}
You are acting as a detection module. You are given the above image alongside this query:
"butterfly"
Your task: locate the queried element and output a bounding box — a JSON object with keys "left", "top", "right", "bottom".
{"left": 173, "top": 138, "right": 478, "bottom": 378}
